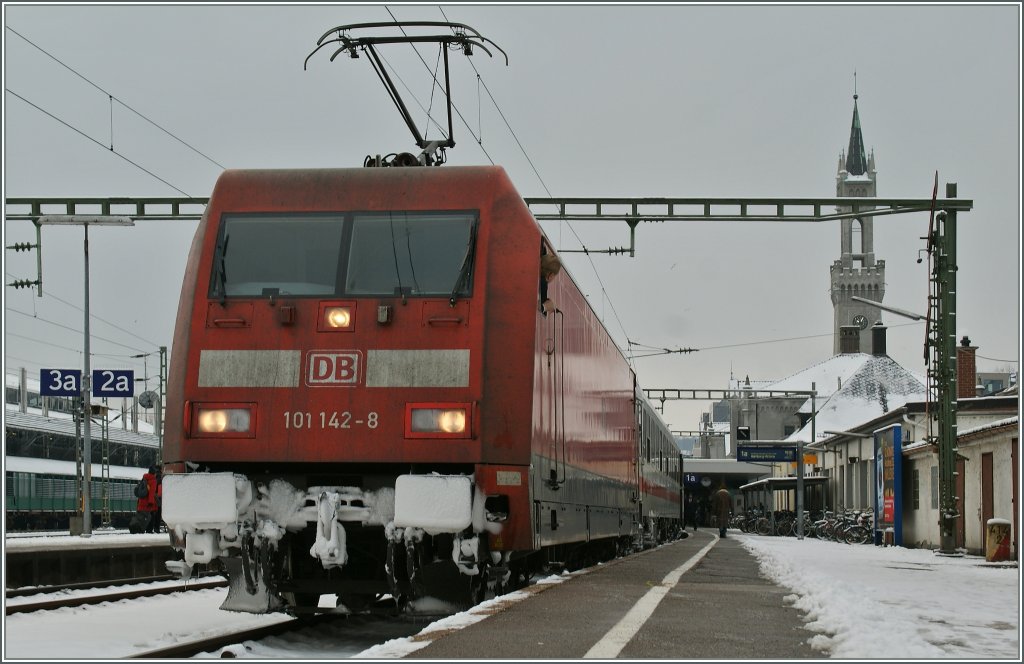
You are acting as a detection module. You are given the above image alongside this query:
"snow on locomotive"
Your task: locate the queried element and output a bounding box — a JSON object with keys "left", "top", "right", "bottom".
{"left": 161, "top": 166, "right": 682, "bottom": 614}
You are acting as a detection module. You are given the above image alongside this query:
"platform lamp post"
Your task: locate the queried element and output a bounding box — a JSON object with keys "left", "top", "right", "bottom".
{"left": 37, "top": 215, "right": 135, "bottom": 537}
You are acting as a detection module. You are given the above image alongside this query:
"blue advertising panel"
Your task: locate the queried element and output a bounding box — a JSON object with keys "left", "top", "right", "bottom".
{"left": 39, "top": 369, "right": 81, "bottom": 397}
{"left": 874, "top": 424, "right": 903, "bottom": 546}
{"left": 736, "top": 445, "right": 797, "bottom": 462}
{"left": 92, "top": 369, "right": 134, "bottom": 397}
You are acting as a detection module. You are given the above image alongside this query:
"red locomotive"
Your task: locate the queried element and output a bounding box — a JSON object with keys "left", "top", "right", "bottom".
{"left": 161, "top": 165, "right": 683, "bottom": 614}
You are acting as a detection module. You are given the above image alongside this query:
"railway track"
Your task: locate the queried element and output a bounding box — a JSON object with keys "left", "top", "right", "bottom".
{"left": 127, "top": 611, "right": 417, "bottom": 659}
{"left": 129, "top": 615, "right": 330, "bottom": 658}
{"left": 5, "top": 572, "right": 214, "bottom": 598}
{"left": 5, "top": 578, "right": 228, "bottom": 615}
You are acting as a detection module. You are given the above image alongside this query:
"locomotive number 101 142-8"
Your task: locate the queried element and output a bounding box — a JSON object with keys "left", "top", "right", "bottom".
{"left": 283, "top": 411, "right": 380, "bottom": 430}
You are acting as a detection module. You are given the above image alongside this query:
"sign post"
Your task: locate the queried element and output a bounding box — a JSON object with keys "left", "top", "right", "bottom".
{"left": 36, "top": 214, "right": 135, "bottom": 536}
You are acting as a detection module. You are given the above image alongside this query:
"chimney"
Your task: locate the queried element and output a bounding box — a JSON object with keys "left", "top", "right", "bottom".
{"left": 956, "top": 335, "right": 978, "bottom": 399}
{"left": 839, "top": 325, "right": 860, "bottom": 354}
{"left": 871, "top": 321, "right": 887, "bottom": 356}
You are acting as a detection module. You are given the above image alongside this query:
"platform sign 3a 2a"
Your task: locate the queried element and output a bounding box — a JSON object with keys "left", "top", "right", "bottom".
{"left": 39, "top": 368, "right": 134, "bottom": 398}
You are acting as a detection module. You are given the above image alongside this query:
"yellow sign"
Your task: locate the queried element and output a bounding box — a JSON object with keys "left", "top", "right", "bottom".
{"left": 789, "top": 453, "right": 819, "bottom": 469}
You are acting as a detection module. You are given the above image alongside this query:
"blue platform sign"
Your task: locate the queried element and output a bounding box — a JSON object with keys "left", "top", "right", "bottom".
{"left": 40, "top": 369, "right": 82, "bottom": 397}
{"left": 92, "top": 369, "right": 134, "bottom": 397}
{"left": 736, "top": 445, "right": 798, "bottom": 462}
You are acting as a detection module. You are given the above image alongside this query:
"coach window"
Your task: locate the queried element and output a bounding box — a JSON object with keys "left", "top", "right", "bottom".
{"left": 345, "top": 212, "right": 476, "bottom": 297}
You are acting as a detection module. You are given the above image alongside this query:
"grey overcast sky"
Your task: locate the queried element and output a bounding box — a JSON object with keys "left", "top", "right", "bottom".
{"left": 2, "top": 2, "right": 1020, "bottom": 430}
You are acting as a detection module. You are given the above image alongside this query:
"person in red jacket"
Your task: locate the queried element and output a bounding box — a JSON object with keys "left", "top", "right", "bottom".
{"left": 136, "top": 466, "right": 162, "bottom": 533}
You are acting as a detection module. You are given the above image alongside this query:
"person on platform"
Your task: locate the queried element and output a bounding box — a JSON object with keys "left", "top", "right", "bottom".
{"left": 713, "top": 483, "right": 732, "bottom": 538}
{"left": 136, "top": 465, "right": 162, "bottom": 534}
{"left": 684, "top": 495, "right": 699, "bottom": 532}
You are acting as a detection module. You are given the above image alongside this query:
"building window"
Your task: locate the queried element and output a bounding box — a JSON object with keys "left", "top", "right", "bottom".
{"left": 912, "top": 468, "right": 920, "bottom": 510}
{"left": 930, "top": 465, "right": 939, "bottom": 509}
{"left": 981, "top": 378, "right": 1004, "bottom": 395}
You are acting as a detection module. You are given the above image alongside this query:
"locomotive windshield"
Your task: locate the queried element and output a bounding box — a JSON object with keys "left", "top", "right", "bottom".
{"left": 211, "top": 211, "right": 476, "bottom": 299}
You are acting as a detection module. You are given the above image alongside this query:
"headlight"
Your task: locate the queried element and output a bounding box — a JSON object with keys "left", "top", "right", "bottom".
{"left": 324, "top": 306, "right": 352, "bottom": 328}
{"left": 317, "top": 302, "right": 356, "bottom": 332}
{"left": 411, "top": 408, "right": 467, "bottom": 433}
{"left": 406, "top": 403, "right": 472, "bottom": 438}
{"left": 196, "top": 408, "right": 251, "bottom": 433}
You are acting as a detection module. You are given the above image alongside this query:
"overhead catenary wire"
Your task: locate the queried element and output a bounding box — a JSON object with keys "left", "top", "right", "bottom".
{"left": 4, "top": 334, "right": 154, "bottom": 374}
{"left": 5, "top": 271, "right": 164, "bottom": 350}
{"left": 6, "top": 308, "right": 152, "bottom": 355}
{"left": 5, "top": 88, "right": 192, "bottom": 197}
{"left": 975, "top": 354, "right": 1018, "bottom": 364}
{"left": 6, "top": 26, "right": 226, "bottom": 172}
{"left": 6, "top": 332, "right": 86, "bottom": 357}
{"left": 3, "top": 278, "right": 164, "bottom": 350}
{"left": 626, "top": 320, "right": 928, "bottom": 358}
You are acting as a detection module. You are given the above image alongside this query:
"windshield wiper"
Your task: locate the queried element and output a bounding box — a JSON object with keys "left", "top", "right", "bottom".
{"left": 216, "top": 234, "right": 229, "bottom": 305}
{"left": 449, "top": 223, "right": 477, "bottom": 307}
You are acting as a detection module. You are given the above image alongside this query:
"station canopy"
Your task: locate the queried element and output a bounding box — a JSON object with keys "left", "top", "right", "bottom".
{"left": 740, "top": 476, "right": 830, "bottom": 492}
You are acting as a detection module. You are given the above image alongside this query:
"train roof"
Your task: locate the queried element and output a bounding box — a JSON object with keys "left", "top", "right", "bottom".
{"left": 210, "top": 165, "right": 516, "bottom": 198}
{"left": 3, "top": 408, "right": 160, "bottom": 449}
{"left": 6, "top": 455, "right": 146, "bottom": 480}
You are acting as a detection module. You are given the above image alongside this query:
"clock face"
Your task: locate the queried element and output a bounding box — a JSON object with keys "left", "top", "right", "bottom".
{"left": 852, "top": 314, "right": 869, "bottom": 330}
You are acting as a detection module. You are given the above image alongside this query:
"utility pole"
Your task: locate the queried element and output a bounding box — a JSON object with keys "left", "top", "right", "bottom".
{"left": 929, "top": 184, "right": 960, "bottom": 554}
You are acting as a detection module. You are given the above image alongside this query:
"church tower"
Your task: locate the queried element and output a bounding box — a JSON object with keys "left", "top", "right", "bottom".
{"left": 830, "top": 93, "right": 883, "bottom": 354}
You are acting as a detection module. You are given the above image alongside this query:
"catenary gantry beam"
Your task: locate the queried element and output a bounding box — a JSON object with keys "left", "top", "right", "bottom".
{"left": 5, "top": 198, "right": 209, "bottom": 222}
{"left": 524, "top": 196, "right": 972, "bottom": 223}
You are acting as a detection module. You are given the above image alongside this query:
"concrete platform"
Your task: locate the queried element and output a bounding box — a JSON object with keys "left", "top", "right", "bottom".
{"left": 5, "top": 532, "right": 175, "bottom": 588}
{"left": 407, "top": 530, "right": 819, "bottom": 659}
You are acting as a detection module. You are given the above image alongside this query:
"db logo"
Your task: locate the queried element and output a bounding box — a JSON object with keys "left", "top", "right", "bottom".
{"left": 306, "top": 351, "right": 361, "bottom": 386}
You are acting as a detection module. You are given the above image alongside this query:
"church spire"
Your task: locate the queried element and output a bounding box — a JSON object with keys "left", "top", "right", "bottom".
{"left": 845, "top": 82, "right": 869, "bottom": 176}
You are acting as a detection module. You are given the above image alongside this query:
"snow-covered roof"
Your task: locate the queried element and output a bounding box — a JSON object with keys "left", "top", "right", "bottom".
{"left": 957, "top": 393, "right": 1021, "bottom": 406}
{"left": 768, "top": 353, "right": 872, "bottom": 402}
{"left": 774, "top": 353, "right": 926, "bottom": 443}
{"left": 958, "top": 416, "right": 1020, "bottom": 439}
{"left": 5, "top": 455, "right": 146, "bottom": 480}
{"left": 3, "top": 408, "right": 159, "bottom": 448}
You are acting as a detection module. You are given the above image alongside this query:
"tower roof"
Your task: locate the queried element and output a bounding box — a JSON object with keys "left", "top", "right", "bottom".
{"left": 845, "top": 95, "right": 869, "bottom": 176}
